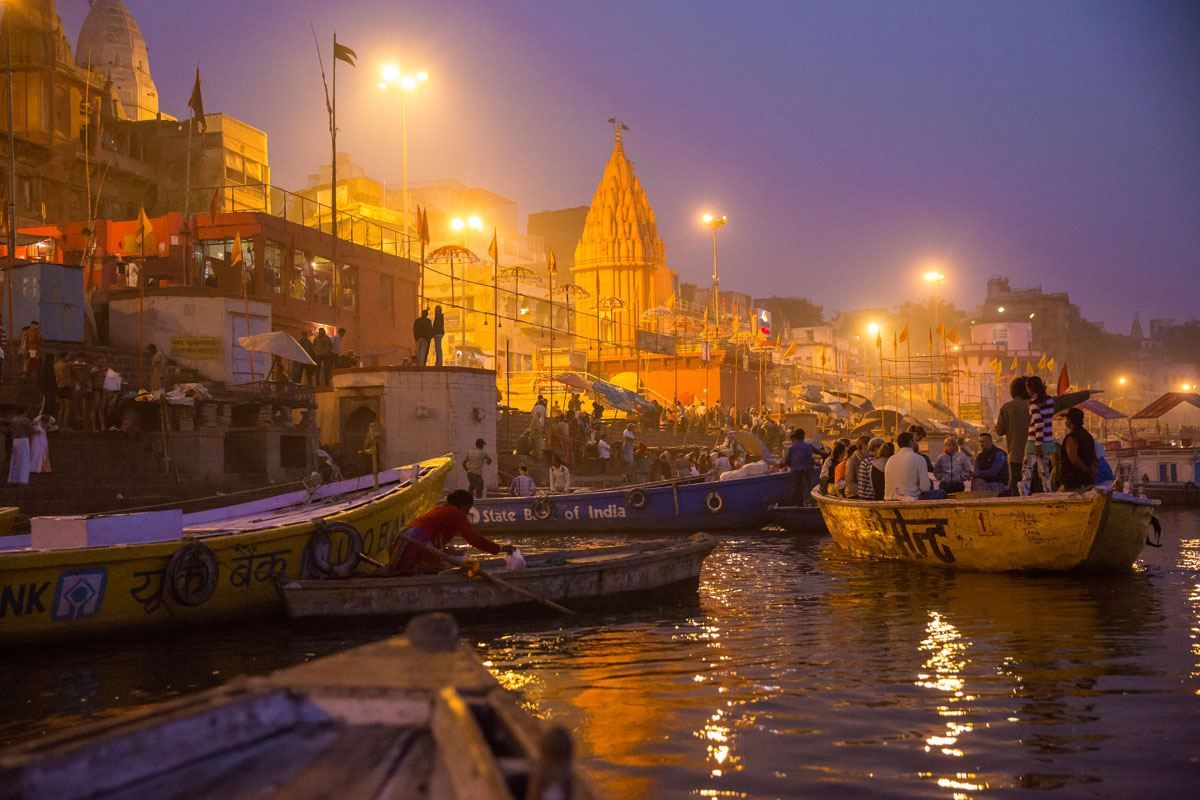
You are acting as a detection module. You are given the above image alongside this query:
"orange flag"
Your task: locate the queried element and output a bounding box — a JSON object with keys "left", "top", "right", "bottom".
{"left": 1057, "top": 363, "right": 1070, "bottom": 395}
{"left": 898, "top": 322, "right": 909, "bottom": 343}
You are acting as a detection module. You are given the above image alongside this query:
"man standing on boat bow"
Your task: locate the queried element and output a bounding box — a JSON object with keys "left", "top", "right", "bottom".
{"left": 376, "top": 490, "right": 513, "bottom": 576}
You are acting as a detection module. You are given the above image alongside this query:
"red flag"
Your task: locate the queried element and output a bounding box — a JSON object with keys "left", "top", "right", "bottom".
{"left": 1056, "top": 363, "right": 1070, "bottom": 395}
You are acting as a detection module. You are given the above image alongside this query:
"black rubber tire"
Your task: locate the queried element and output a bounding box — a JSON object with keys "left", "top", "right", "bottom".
{"left": 307, "top": 521, "right": 364, "bottom": 578}
{"left": 626, "top": 489, "right": 648, "bottom": 510}
{"left": 532, "top": 497, "right": 555, "bottom": 521}
{"left": 165, "top": 541, "right": 219, "bottom": 606}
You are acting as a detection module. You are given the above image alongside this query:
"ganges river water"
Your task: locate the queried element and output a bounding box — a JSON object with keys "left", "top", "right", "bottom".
{"left": 1, "top": 508, "right": 1198, "bottom": 798}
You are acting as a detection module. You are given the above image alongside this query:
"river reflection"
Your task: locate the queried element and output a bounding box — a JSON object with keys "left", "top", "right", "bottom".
{"left": 0, "top": 512, "right": 1197, "bottom": 798}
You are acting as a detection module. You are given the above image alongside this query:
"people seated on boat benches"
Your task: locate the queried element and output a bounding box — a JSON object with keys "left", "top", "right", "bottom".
{"left": 842, "top": 435, "right": 872, "bottom": 499}
{"left": 970, "top": 433, "right": 1008, "bottom": 492}
{"left": 884, "top": 431, "right": 947, "bottom": 501}
{"left": 933, "top": 436, "right": 974, "bottom": 493}
{"left": 1056, "top": 407, "right": 1099, "bottom": 492}
{"left": 375, "top": 490, "right": 514, "bottom": 577}
{"left": 996, "top": 375, "right": 1097, "bottom": 496}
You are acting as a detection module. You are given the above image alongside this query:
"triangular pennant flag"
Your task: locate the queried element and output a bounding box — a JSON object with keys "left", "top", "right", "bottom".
{"left": 417, "top": 206, "right": 430, "bottom": 247}
{"left": 1057, "top": 363, "right": 1070, "bottom": 395}
{"left": 188, "top": 67, "right": 206, "bottom": 131}
{"left": 898, "top": 322, "right": 909, "bottom": 344}
{"left": 876, "top": 332, "right": 883, "bottom": 350}
{"left": 487, "top": 228, "right": 498, "bottom": 263}
{"left": 1037, "top": 353, "right": 1047, "bottom": 371}
{"left": 928, "top": 328, "right": 934, "bottom": 350}
{"left": 936, "top": 322, "right": 945, "bottom": 339}
{"left": 1025, "top": 360, "right": 1034, "bottom": 374}
{"left": 783, "top": 341, "right": 796, "bottom": 358}
{"left": 1047, "top": 357, "right": 1055, "bottom": 373}
{"left": 1010, "top": 355, "right": 1019, "bottom": 371}
{"left": 135, "top": 206, "right": 154, "bottom": 251}
{"left": 547, "top": 250, "right": 557, "bottom": 277}
{"left": 946, "top": 329, "right": 959, "bottom": 345}
{"left": 231, "top": 231, "right": 244, "bottom": 266}
{"left": 333, "top": 40, "right": 358, "bottom": 67}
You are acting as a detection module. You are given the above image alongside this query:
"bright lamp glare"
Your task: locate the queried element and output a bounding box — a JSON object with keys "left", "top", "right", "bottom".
{"left": 467, "top": 215, "right": 483, "bottom": 230}
{"left": 867, "top": 322, "right": 880, "bottom": 335}
{"left": 450, "top": 218, "right": 466, "bottom": 232}
{"left": 702, "top": 213, "right": 714, "bottom": 224}
{"left": 381, "top": 64, "right": 400, "bottom": 82}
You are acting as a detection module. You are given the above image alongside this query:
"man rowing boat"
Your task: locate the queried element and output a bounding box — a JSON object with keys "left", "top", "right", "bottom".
{"left": 376, "top": 490, "right": 514, "bottom": 576}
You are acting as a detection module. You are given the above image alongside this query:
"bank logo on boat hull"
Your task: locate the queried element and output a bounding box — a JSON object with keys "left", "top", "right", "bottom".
{"left": 51, "top": 568, "right": 108, "bottom": 622}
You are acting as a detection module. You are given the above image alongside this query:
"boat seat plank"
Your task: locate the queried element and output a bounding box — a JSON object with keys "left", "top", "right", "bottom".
{"left": 256, "top": 725, "right": 424, "bottom": 800}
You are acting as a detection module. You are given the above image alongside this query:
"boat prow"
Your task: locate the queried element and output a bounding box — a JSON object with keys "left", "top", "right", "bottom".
{"left": 814, "top": 489, "right": 1158, "bottom": 572}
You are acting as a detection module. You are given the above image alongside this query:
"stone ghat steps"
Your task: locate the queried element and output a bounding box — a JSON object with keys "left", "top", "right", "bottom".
{"left": 37, "top": 432, "right": 167, "bottom": 477}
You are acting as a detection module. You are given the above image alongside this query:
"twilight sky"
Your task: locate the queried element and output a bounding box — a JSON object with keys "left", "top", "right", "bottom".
{"left": 61, "top": 1, "right": 1200, "bottom": 330}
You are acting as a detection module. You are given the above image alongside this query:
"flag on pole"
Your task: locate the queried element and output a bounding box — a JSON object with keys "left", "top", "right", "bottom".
{"left": 820, "top": 349, "right": 827, "bottom": 368}
{"left": 1025, "top": 360, "right": 1033, "bottom": 374}
{"left": 876, "top": 332, "right": 883, "bottom": 351}
{"left": 333, "top": 40, "right": 358, "bottom": 67}
{"left": 135, "top": 206, "right": 154, "bottom": 251}
{"left": 1010, "top": 355, "right": 1019, "bottom": 371}
{"left": 936, "top": 322, "right": 945, "bottom": 340}
{"left": 898, "top": 322, "right": 909, "bottom": 343}
{"left": 892, "top": 329, "right": 898, "bottom": 355}
{"left": 231, "top": 231, "right": 247, "bottom": 285}
{"left": 487, "top": 228, "right": 498, "bottom": 263}
{"left": 547, "top": 250, "right": 557, "bottom": 277}
{"left": 1056, "top": 363, "right": 1070, "bottom": 395}
{"left": 783, "top": 341, "right": 796, "bottom": 358}
{"left": 188, "top": 67, "right": 206, "bottom": 131}
{"left": 946, "top": 329, "right": 959, "bottom": 345}
{"left": 417, "top": 206, "right": 430, "bottom": 247}
{"left": 1047, "top": 357, "right": 1055, "bottom": 373}
{"left": 928, "top": 328, "right": 934, "bottom": 351}
{"left": 1037, "top": 353, "right": 1047, "bottom": 371}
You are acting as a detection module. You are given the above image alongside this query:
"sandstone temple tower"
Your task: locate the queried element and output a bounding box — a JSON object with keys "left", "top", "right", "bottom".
{"left": 572, "top": 122, "right": 676, "bottom": 352}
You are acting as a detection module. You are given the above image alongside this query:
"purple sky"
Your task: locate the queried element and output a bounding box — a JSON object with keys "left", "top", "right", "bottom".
{"left": 61, "top": 1, "right": 1200, "bottom": 330}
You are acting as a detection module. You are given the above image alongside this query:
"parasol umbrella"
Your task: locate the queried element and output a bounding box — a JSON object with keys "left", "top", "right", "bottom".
{"left": 427, "top": 245, "right": 479, "bottom": 319}
{"left": 237, "top": 331, "right": 315, "bottom": 365}
{"left": 730, "top": 429, "right": 773, "bottom": 461}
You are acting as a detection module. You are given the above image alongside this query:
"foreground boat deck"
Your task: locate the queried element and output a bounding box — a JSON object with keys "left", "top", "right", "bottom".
{"left": 0, "top": 614, "right": 595, "bottom": 800}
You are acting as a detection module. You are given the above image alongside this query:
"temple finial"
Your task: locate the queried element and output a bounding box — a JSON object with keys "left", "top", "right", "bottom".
{"left": 607, "top": 116, "right": 629, "bottom": 148}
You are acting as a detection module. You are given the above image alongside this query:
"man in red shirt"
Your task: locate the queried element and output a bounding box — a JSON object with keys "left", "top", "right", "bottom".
{"left": 379, "top": 489, "right": 512, "bottom": 576}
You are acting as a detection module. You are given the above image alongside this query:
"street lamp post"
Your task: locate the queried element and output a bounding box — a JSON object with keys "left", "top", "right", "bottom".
{"left": 379, "top": 65, "right": 429, "bottom": 242}
{"left": 703, "top": 213, "right": 727, "bottom": 408}
{"left": 923, "top": 269, "right": 946, "bottom": 402}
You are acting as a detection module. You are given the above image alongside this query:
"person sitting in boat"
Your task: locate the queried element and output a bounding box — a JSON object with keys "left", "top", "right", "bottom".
{"left": 1093, "top": 440, "right": 1115, "bottom": 490}
{"left": 1057, "top": 407, "right": 1098, "bottom": 492}
{"left": 970, "top": 433, "right": 1008, "bottom": 492}
{"left": 843, "top": 435, "right": 872, "bottom": 499}
{"left": 855, "top": 437, "right": 884, "bottom": 500}
{"left": 548, "top": 455, "right": 571, "bottom": 493}
{"left": 871, "top": 441, "right": 893, "bottom": 500}
{"left": 885, "top": 431, "right": 947, "bottom": 500}
{"left": 820, "top": 442, "right": 848, "bottom": 495}
{"left": 377, "top": 490, "right": 514, "bottom": 577}
{"left": 509, "top": 465, "right": 537, "bottom": 497}
{"left": 711, "top": 448, "right": 733, "bottom": 479}
{"left": 906, "top": 425, "right": 934, "bottom": 473}
{"left": 933, "top": 436, "right": 974, "bottom": 493}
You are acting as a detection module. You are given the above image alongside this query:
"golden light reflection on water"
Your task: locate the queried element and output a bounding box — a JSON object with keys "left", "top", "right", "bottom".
{"left": 1182, "top": 538, "right": 1200, "bottom": 695}
{"left": 915, "top": 612, "right": 990, "bottom": 796}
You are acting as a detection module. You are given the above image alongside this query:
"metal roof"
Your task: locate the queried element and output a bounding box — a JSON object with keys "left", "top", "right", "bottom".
{"left": 1131, "top": 392, "right": 1200, "bottom": 420}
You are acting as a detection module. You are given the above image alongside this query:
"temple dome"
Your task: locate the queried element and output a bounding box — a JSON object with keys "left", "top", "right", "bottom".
{"left": 75, "top": 0, "right": 159, "bottom": 120}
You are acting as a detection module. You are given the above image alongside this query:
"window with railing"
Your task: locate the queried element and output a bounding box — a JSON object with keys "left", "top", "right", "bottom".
{"left": 312, "top": 257, "right": 334, "bottom": 306}
{"left": 264, "top": 240, "right": 285, "bottom": 294}
{"left": 340, "top": 264, "right": 357, "bottom": 311}
{"left": 291, "top": 249, "right": 309, "bottom": 300}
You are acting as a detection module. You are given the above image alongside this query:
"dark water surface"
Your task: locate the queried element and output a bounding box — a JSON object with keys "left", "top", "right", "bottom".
{"left": 2, "top": 510, "right": 1198, "bottom": 798}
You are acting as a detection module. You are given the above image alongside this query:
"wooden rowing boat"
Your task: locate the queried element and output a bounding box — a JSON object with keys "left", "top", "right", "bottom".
{"left": 814, "top": 489, "right": 1158, "bottom": 572}
{"left": 765, "top": 504, "right": 829, "bottom": 534}
{"left": 469, "top": 471, "right": 793, "bottom": 535}
{"left": 279, "top": 534, "right": 719, "bottom": 620}
{"left": 0, "top": 457, "right": 451, "bottom": 644}
{"left": 0, "top": 613, "right": 597, "bottom": 800}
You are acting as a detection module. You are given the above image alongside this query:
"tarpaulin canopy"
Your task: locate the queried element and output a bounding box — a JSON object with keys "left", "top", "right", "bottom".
{"left": 237, "top": 331, "right": 315, "bottom": 365}
{"left": 1076, "top": 398, "right": 1126, "bottom": 420}
{"left": 730, "top": 429, "right": 772, "bottom": 461}
{"left": 553, "top": 372, "right": 594, "bottom": 392}
{"left": 592, "top": 380, "right": 653, "bottom": 413}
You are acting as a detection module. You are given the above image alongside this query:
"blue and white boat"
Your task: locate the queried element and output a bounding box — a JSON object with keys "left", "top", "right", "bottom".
{"left": 469, "top": 470, "right": 793, "bottom": 534}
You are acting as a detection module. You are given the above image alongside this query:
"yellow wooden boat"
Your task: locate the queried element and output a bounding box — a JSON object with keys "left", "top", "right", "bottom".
{"left": 814, "top": 489, "right": 1158, "bottom": 572}
{"left": 0, "top": 507, "right": 19, "bottom": 537}
{"left": 0, "top": 456, "right": 450, "bottom": 644}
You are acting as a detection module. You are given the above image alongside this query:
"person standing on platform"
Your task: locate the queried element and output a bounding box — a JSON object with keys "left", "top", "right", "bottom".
{"left": 7, "top": 409, "right": 33, "bottom": 486}
{"left": 622, "top": 423, "right": 637, "bottom": 482}
{"left": 24, "top": 321, "right": 42, "bottom": 378}
{"left": 530, "top": 396, "right": 547, "bottom": 461}
{"left": 297, "top": 331, "right": 316, "bottom": 384}
{"left": 462, "top": 438, "right": 492, "bottom": 499}
{"left": 413, "top": 308, "right": 433, "bottom": 367}
{"left": 597, "top": 433, "right": 611, "bottom": 474}
{"left": 313, "top": 328, "right": 333, "bottom": 386}
{"left": 548, "top": 454, "right": 571, "bottom": 493}
{"left": 54, "top": 354, "right": 73, "bottom": 428}
{"left": 331, "top": 327, "right": 344, "bottom": 367}
{"left": 431, "top": 307, "right": 446, "bottom": 367}
{"left": 147, "top": 344, "right": 167, "bottom": 393}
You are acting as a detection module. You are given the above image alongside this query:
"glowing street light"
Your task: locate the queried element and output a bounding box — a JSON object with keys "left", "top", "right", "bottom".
{"left": 1117, "top": 376, "right": 1128, "bottom": 386}
{"left": 451, "top": 215, "right": 484, "bottom": 233}
{"left": 867, "top": 322, "right": 880, "bottom": 336}
{"left": 922, "top": 270, "right": 945, "bottom": 285}
{"left": 702, "top": 211, "right": 729, "bottom": 329}
{"left": 1184, "top": 383, "right": 1194, "bottom": 392}
{"left": 379, "top": 64, "right": 430, "bottom": 238}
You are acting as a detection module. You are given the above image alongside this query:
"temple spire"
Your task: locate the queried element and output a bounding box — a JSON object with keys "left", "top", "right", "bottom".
{"left": 607, "top": 116, "right": 629, "bottom": 150}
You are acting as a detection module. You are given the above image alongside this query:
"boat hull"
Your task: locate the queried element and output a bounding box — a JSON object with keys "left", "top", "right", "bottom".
{"left": 814, "top": 490, "right": 1155, "bottom": 572}
{"left": 0, "top": 458, "right": 451, "bottom": 644}
{"left": 469, "top": 471, "right": 793, "bottom": 534}
{"left": 280, "top": 534, "right": 718, "bottom": 619}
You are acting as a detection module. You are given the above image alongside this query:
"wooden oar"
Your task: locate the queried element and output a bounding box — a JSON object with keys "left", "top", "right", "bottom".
{"left": 395, "top": 531, "right": 577, "bottom": 616}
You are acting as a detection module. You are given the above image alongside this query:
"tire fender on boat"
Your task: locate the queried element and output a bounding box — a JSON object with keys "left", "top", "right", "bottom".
{"left": 532, "top": 497, "right": 555, "bottom": 521}
{"left": 307, "top": 521, "right": 364, "bottom": 577}
{"left": 626, "top": 489, "right": 648, "bottom": 510}
{"left": 165, "top": 541, "right": 219, "bottom": 606}
{"left": 705, "top": 490, "right": 724, "bottom": 514}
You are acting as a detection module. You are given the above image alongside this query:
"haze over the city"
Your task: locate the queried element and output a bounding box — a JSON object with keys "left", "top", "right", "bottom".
{"left": 59, "top": 0, "right": 1200, "bottom": 328}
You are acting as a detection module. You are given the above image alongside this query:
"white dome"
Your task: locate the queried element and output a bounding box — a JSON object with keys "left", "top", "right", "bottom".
{"left": 75, "top": 0, "right": 158, "bottom": 121}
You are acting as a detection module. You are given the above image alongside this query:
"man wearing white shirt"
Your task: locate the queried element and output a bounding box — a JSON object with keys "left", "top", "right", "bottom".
{"left": 548, "top": 455, "right": 571, "bottom": 493}
{"left": 884, "top": 432, "right": 946, "bottom": 500}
